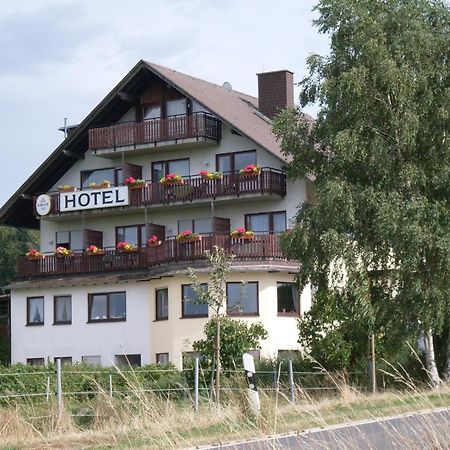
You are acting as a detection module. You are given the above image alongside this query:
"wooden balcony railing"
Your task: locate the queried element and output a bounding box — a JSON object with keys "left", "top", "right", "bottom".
{"left": 17, "top": 233, "right": 287, "bottom": 279}
{"left": 34, "top": 168, "right": 286, "bottom": 216}
{"left": 88, "top": 112, "right": 222, "bottom": 150}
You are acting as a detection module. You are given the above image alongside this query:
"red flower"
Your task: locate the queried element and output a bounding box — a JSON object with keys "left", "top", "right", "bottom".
{"left": 199, "top": 170, "right": 209, "bottom": 176}
{"left": 125, "top": 177, "right": 136, "bottom": 185}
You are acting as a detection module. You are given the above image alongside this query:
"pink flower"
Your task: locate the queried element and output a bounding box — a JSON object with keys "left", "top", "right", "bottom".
{"left": 149, "top": 235, "right": 159, "bottom": 244}
{"left": 125, "top": 177, "right": 136, "bottom": 185}
{"left": 181, "top": 230, "right": 192, "bottom": 236}
{"left": 199, "top": 170, "right": 209, "bottom": 176}
{"left": 236, "top": 227, "right": 246, "bottom": 234}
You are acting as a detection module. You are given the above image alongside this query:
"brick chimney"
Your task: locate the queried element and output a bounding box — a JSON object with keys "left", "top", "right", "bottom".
{"left": 257, "top": 70, "right": 294, "bottom": 119}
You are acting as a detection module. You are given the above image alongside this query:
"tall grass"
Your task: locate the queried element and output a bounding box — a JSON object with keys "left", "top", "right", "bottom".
{"left": 0, "top": 367, "right": 449, "bottom": 449}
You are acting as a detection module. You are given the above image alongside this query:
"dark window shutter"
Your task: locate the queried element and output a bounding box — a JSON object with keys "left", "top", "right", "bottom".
{"left": 123, "top": 163, "right": 143, "bottom": 181}
{"left": 212, "top": 217, "right": 230, "bottom": 234}
{"left": 146, "top": 223, "right": 166, "bottom": 241}
{"left": 84, "top": 229, "right": 103, "bottom": 248}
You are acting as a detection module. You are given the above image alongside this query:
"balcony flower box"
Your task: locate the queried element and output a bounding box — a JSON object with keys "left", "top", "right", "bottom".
{"left": 230, "top": 228, "right": 254, "bottom": 240}
{"left": 239, "top": 164, "right": 261, "bottom": 177}
{"left": 176, "top": 230, "right": 201, "bottom": 243}
{"left": 85, "top": 245, "right": 104, "bottom": 256}
{"left": 25, "top": 249, "right": 44, "bottom": 261}
{"left": 89, "top": 180, "right": 112, "bottom": 189}
{"left": 147, "top": 236, "right": 162, "bottom": 247}
{"left": 159, "top": 173, "right": 184, "bottom": 186}
{"left": 199, "top": 170, "right": 223, "bottom": 181}
{"left": 117, "top": 241, "right": 138, "bottom": 253}
{"left": 125, "top": 177, "right": 147, "bottom": 189}
{"left": 57, "top": 185, "right": 76, "bottom": 193}
{"left": 54, "top": 246, "right": 73, "bottom": 258}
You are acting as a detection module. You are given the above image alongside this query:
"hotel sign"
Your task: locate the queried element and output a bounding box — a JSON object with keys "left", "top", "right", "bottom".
{"left": 59, "top": 186, "right": 129, "bottom": 212}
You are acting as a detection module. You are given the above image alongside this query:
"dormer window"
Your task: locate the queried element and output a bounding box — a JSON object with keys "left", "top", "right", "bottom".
{"left": 144, "top": 104, "right": 161, "bottom": 120}
{"left": 167, "top": 98, "right": 187, "bottom": 116}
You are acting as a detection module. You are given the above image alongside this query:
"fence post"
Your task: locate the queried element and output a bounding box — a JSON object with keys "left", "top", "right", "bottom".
{"left": 56, "top": 359, "right": 63, "bottom": 417}
{"left": 109, "top": 373, "right": 113, "bottom": 397}
{"left": 288, "top": 360, "right": 295, "bottom": 403}
{"left": 46, "top": 376, "right": 50, "bottom": 402}
{"left": 194, "top": 356, "right": 199, "bottom": 412}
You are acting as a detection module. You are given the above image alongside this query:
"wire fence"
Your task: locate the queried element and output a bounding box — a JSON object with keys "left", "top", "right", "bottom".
{"left": 0, "top": 360, "right": 367, "bottom": 410}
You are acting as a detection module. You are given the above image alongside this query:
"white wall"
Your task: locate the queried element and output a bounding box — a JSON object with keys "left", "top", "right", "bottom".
{"left": 149, "top": 272, "right": 307, "bottom": 369}
{"left": 11, "top": 271, "right": 307, "bottom": 368}
{"left": 11, "top": 281, "right": 150, "bottom": 366}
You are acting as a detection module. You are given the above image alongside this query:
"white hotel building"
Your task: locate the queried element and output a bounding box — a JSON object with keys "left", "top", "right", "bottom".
{"left": 0, "top": 61, "right": 312, "bottom": 368}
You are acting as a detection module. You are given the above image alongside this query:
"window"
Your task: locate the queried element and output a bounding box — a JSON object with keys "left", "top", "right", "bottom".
{"left": 27, "top": 358, "right": 44, "bottom": 366}
{"left": 88, "top": 292, "right": 126, "bottom": 322}
{"left": 216, "top": 150, "right": 256, "bottom": 173}
{"left": 116, "top": 224, "right": 146, "bottom": 247}
{"left": 54, "top": 296, "right": 72, "bottom": 324}
{"left": 54, "top": 356, "right": 72, "bottom": 366}
{"left": 247, "top": 350, "right": 261, "bottom": 360}
{"left": 277, "top": 283, "right": 299, "bottom": 316}
{"left": 155, "top": 288, "right": 168, "bottom": 320}
{"left": 144, "top": 104, "right": 161, "bottom": 120}
{"left": 167, "top": 98, "right": 187, "bottom": 116}
{"left": 56, "top": 230, "right": 83, "bottom": 250}
{"left": 81, "top": 167, "right": 123, "bottom": 188}
{"left": 82, "top": 355, "right": 101, "bottom": 366}
{"left": 227, "top": 282, "right": 259, "bottom": 316}
{"left": 152, "top": 159, "right": 190, "bottom": 181}
{"left": 192, "top": 100, "right": 210, "bottom": 114}
{"left": 27, "top": 297, "right": 44, "bottom": 325}
{"left": 115, "top": 354, "right": 141, "bottom": 367}
{"left": 156, "top": 353, "right": 169, "bottom": 364}
{"left": 178, "top": 218, "right": 212, "bottom": 234}
{"left": 182, "top": 284, "right": 208, "bottom": 318}
{"left": 245, "top": 211, "right": 287, "bottom": 234}
{"left": 277, "top": 350, "right": 300, "bottom": 360}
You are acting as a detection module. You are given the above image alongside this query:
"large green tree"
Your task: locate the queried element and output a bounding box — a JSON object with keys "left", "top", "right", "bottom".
{"left": 274, "top": 0, "right": 450, "bottom": 386}
{"left": 0, "top": 226, "right": 38, "bottom": 364}
{"left": 0, "top": 227, "right": 38, "bottom": 287}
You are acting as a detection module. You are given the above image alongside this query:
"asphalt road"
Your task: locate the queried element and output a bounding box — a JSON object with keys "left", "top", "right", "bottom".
{"left": 204, "top": 407, "right": 450, "bottom": 449}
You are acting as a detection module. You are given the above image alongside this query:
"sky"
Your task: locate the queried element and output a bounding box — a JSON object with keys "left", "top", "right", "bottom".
{"left": 0, "top": 0, "right": 329, "bottom": 209}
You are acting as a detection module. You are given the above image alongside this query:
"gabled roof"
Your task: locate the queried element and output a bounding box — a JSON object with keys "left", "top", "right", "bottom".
{"left": 0, "top": 60, "right": 284, "bottom": 229}
{"left": 144, "top": 62, "right": 283, "bottom": 159}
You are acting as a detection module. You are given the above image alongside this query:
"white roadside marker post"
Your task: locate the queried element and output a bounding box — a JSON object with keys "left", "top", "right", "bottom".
{"left": 243, "top": 353, "right": 260, "bottom": 414}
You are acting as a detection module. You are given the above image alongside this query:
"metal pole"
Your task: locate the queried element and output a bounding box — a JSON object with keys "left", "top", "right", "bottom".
{"left": 288, "top": 359, "right": 295, "bottom": 403}
{"left": 194, "top": 356, "right": 199, "bottom": 412}
{"left": 109, "top": 373, "right": 113, "bottom": 397}
{"left": 46, "top": 376, "right": 50, "bottom": 402}
{"left": 56, "top": 359, "right": 63, "bottom": 417}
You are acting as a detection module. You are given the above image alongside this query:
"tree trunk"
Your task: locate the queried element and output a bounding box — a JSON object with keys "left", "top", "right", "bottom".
{"left": 424, "top": 330, "right": 442, "bottom": 388}
{"left": 215, "top": 316, "right": 221, "bottom": 404}
{"left": 445, "top": 327, "right": 450, "bottom": 382}
{"left": 369, "top": 334, "right": 377, "bottom": 394}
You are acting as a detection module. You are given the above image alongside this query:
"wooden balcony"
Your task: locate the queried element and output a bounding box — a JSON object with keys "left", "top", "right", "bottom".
{"left": 17, "top": 233, "right": 287, "bottom": 280}
{"left": 88, "top": 112, "right": 221, "bottom": 151}
{"left": 34, "top": 168, "right": 286, "bottom": 217}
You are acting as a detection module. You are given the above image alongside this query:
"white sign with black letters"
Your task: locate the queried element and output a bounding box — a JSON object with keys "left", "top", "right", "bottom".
{"left": 59, "top": 186, "right": 129, "bottom": 212}
{"left": 35, "top": 194, "right": 52, "bottom": 216}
